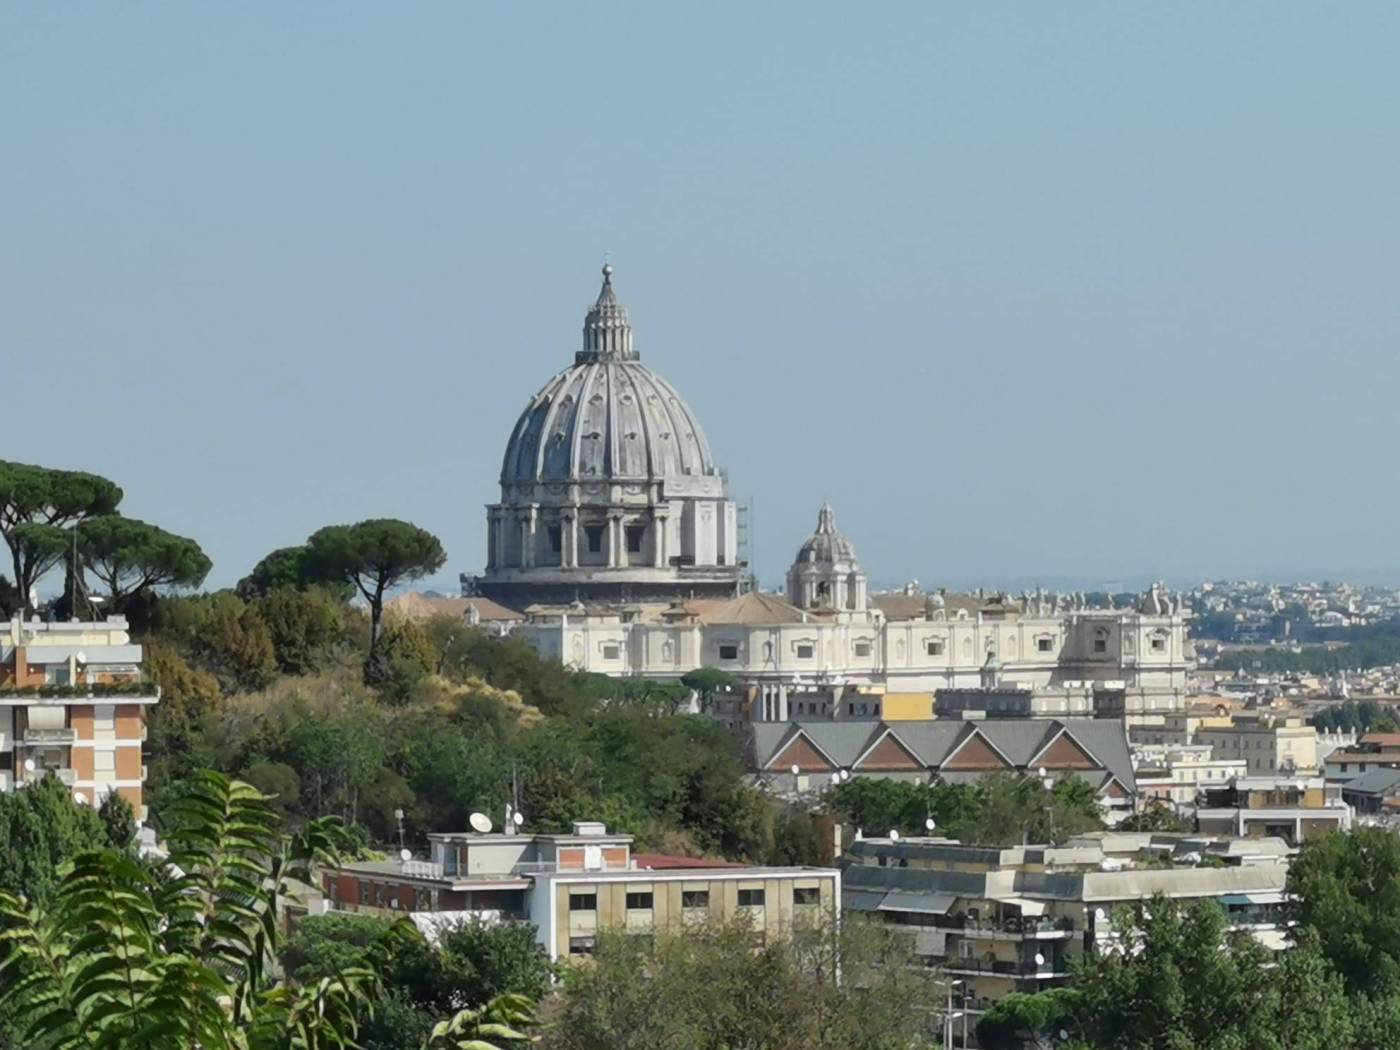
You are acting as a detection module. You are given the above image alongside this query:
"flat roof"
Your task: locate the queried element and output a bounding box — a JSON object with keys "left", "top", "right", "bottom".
{"left": 531, "top": 866, "right": 839, "bottom": 885}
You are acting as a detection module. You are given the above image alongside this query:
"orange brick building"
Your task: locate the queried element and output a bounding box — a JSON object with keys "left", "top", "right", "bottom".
{"left": 0, "top": 614, "right": 159, "bottom": 819}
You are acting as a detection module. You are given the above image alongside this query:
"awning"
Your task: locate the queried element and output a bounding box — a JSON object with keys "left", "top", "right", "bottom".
{"left": 1245, "top": 891, "right": 1285, "bottom": 905}
{"left": 877, "top": 891, "right": 957, "bottom": 915}
{"left": 842, "top": 890, "right": 887, "bottom": 912}
{"left": 1219, "top": 894, "right": 1252, "bottom": 907}
{"left": 996, "top": 897, "right": 1047, "bottom": 916}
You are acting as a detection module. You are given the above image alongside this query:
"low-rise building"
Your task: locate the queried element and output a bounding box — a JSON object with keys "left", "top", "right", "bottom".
{"left": 321, "top": 820, "right": 839, "bottom": 961}
{"left": 1131, "top": 744, "right": 1247, "bottom": 806}
{"left": 1196, "top": 776, "right": 1351, "bottom": 846}
{"left": 0, "top": 614, "right": 158, "bottom": 818}
{"left": 841, "top": 831, "right": 1291, "bottom": 1019}
{"left": 1339, "top": 767, "right": 1400, "bottom": 816}
{"left": 750, "top": 718, "right": 1136, "bottom": 812}
{"left": 1193, "top": 715, "right": 1320, "bottom": 776}
{"left": 1325, "top": 741, "right": 1400, "bottom": 782}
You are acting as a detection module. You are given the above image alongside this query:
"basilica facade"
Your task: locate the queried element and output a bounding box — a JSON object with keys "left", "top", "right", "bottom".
{"left": 467, "top": 268, "right": 1193, "bottom": 723}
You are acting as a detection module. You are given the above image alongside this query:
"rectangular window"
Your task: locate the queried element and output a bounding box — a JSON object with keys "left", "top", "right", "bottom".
{"left": 94, "top": 749, "right": 115, "bottom": 773}
{"left": 1094, "top": 639, "right": 1108, "bottom": 654}
{"left": 793, "top": 886, "right": 820, "bottom": 906}
{"left": 854, "top": 641, "right": 872, "bottom": 657}
{"left": 548, "top": 526, "right": 562, "bottom": 553}
{"left": 94, "top": 704, "right": 115, "bottom": 731}
{"left": 796, "top": 644, "right": 814, "bottom": 659}
{"left": 359, "top": 882, "right": 370, "bottom": 905}
{"left": 585, "top": 525, "right": 604, "bottom": 553}
{"left": 1037, "top": 638, "right": 1054, "bottom": 653}
{"left": 569, "top": 936, "right": 597, "bottom": 956}
{"left": 625, "top": 891, "right": 653, "bottom": 910}
{"left": 718, "top": 644, "right": 739, "bottom": 661}
{"left": 569, "top": 892, "right": 597, "bottom": 913}
{"left": 1151, "top": 636, "right": 1167, "bottom": 652}
{"left": 626, "top": 526, "right": 645, "bottom": 553}
{"left": 682, "top": 889, "right": 709, "bottom": 909}
{"left": 926, "top": 640, "right": 945, "bottom": 656}
{"left": 738, "top": 888, "right": 765, "bottom": 908}
{"left": 602, "top": 644, "right": 620, "bottom": 660}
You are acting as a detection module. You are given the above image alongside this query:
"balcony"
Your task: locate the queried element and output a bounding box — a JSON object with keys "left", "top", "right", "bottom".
{"left": 958, "top": 916, "right": 1076, "bottom": 939}
{"left": 22, "top": 727, "right": 77, "bottom": 745}
{"left": 944, "top": 957, "right": 1070, "bottom": 978}
{"left": 21, "top": 768, "right": 76, "bottom": 786}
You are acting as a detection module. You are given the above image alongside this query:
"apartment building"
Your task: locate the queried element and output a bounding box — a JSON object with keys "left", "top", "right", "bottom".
{"left": 1132, "top": 744, "right": 1248, "bottom": 806}
{"left": 1196, "top": 776, "right": 1351, "bottom": 846}
{"left": 1194, "top": 716, "right": 1320, "bottom": 776}
{"left": 842, "top": 831, "right": 1291, "bottom": 1021}
{"left": 0, "top": 614, "right": 158, "bottom": 818}
{"left": 321, "top": 820, "right": 839, "bottom": 961}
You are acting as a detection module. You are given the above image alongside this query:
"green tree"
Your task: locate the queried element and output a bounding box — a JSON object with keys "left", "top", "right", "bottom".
{"left": 1117, "top": 799, "right": 1191, "bottom": 833}
{"left": 0, "top": 461, "right": 122, "bottom": 610}
{"left": 977, "top": 989, "right": 1081, "bottom": 1050}
{"left": 239, "top": 545, "right": 357, "bottom": 603}
{"left": 255, "top": 585, "right": 351, "bottom": 675}
{"left": 1070, "top": 896, "right": 1353, "bottom": 1050}
{"left": 75, "top": 514, "right": 212, "bottom": 608}
{"left": 1288, "top": 827, "right": 1400, "bottom": 997}
{"left": 680, "top": 667, "right": 740, "bottom": 714}
{"left": 542, "top": 916, "right": 937, "bottom": 1050}
{"left": 0, "top": 774, "right": 112, "bottom": 904}
{"left": 154, "top": 592, "right": 278, "bottom": 693}
{"left": 97, "top": 789, "right": 137, "bottom": 851}
{"left": 304, "top": 519, "right": 446, "bottom": 651}
{"left": 0, "top": 771, "right": 406, "bottom": 1047}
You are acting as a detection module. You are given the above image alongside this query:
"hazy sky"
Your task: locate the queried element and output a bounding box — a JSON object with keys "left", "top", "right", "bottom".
{"left": 5, "top": 3, "right": 1399, "bottom": 593}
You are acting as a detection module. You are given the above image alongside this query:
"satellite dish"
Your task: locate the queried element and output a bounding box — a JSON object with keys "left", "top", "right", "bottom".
{"left": 889, "top": 829, "right": 900, "bottom": 841}
{"left": 1035, "top": 952, "right": 1046, "bottom": 966}
{"left": 512, "top": 811, "right": 525, "bottom": 827}
{"left": 75, "top": 651, "right": 87, "bottom": 665}
{"left": 23, "top": 758, "right": 35, "bottom": 774}
{"left": 469, "top": 812, "right": 493, "bottom": 834}
{"left": 1038, "top": 766, "right": 1048, "bottom": 779}
{"left": 925, "top": 817, "right": 936, "bottom": 831}
{"left": 73, "top": 792, "right": 87, "bottom": 805}
{"left": 790, "top": 764, "right": 801, "bottom": 776}
{"left": 399, "top": 848, "right": 412, "bottom": 862}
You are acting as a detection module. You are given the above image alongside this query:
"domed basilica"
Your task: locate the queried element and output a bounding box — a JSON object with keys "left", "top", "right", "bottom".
{"left": 476, "top": 266, "right": 743, "bottom": 607}
{"left": 467, "top": 268, "right": 1192, "bottom": 730}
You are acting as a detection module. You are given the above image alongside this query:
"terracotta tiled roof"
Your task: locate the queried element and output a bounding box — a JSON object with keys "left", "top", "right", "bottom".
{"left": 384, "top": 593, "right": 523, "bottom": 623}
{"left": 698, "top": 592, "right": 808, "bottom": 626}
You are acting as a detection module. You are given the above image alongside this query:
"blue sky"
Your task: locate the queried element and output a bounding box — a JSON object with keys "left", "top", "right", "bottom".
{"left": 4, "top": 3, "right": 1399, "bottom": 592}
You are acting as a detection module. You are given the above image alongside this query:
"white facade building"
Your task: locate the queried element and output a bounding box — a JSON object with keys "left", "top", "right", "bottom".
{"left": 468, "top": 268, "right": 1194, "bottom": 724}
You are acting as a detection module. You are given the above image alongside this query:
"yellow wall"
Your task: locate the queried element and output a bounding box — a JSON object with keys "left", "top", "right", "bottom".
{"left": 554, "top": 873, "right": 836, "bottom": 958}
{"left": 881, "top": 693, "right": 934, "bottom": 720}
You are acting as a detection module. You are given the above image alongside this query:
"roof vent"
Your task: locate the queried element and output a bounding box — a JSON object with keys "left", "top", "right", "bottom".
{"left": 571, "top": 820, "right": 607, "bottom": 837}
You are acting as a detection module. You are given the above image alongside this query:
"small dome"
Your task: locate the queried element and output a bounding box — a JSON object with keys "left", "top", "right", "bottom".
{"left": 500, "top": 267, "right": 720, "bottom": 485}
{"left": 794, "top": 502, "right": 861, "bottom": 567}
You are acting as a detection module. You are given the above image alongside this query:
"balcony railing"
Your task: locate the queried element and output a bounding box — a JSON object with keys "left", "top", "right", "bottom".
{"left": 20, "top": 768, "right": 76, "bottom": 786}
{"left": 944, "top": 957, "right": 1069, "bottom": 977}
{"left": 22, "top": 727, "right": 77, "bottom": 744}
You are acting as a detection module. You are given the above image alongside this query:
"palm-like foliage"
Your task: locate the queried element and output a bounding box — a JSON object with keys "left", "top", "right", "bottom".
{"left": 426, "top": 994, "right": 536, "bottom": 1049}
{"left": 0, "top": 771, "right": 413, "bottom": 1049}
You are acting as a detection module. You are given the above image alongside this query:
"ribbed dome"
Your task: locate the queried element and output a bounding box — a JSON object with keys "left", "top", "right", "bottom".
{"left": 795, "top": 502, "right": 861, "bottom": 567}
{"left": 500, "top": 267, "right": 720, "bottom": 485}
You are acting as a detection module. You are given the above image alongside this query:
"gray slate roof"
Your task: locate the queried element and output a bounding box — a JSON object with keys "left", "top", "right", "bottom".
{"left": 751, "top": 718, "right": 1135, "bottom": 792}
